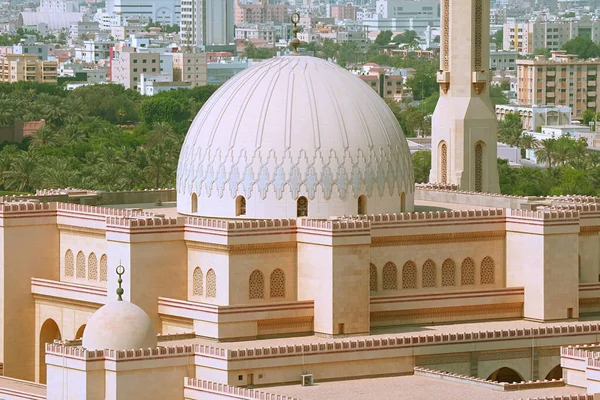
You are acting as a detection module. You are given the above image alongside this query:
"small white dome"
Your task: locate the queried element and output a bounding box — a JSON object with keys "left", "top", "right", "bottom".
{"left": 177, "top": 55, "right": 414, "bottom": 219}
{"left": 82, "top": 301, "right": 157, "bottom": 350}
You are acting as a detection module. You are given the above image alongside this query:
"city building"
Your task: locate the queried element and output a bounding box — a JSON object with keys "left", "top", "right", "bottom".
{"left": 0, "top": 54, "right": 57, "bottom": 83}
{"left": 139, "top": 73, "right": 190, "bottom": 95}
{"left": 69, "top": 16, "right": 100, "bottom": 39}
{"left": 235, "top": 23, "right": 277, "bottom": 43}
{"left": 110, "top": 47, "right": 160, "bottom": 90}
{"left": 490, "top": 49, "right": 518, "bottom": 71}
{"left": 206, "top": 53, "right": 250, "bottom": 84}
{"left": 516, "top": 51, "right": 600, "bottom": 119}
{"left": 363, "top": 0, "right": 440, "bottom": 36}
{"left": 39, "top": 0, "right": 78, "bottom": 13}
{"left": 503, "top": 21, "right": 531, "bottom": 54}
{"left": 330, "top": 2, "right": 356, "bottom": 21}
{"left": 233, "top": 0, "right": 287, "bottom": 24}
{"left": 180, "top": 0, "right": 235, "bottom": 49}
{"left": 495, "top": 104, "right": 572, "bottom": 130}
{"left": 74, "top": 39, "right": 116, "bottom": 63}
{"left": 105, "top": 0, "right": 181, "bottom": 25}
{"left": 357, "top": 63, "right": 406, "bottom": 102}
{"left": 170, "top": 51, "right": 207, "bottom": 87}
{"left": 18, "top": 12, "right": 84, "bottom": 31}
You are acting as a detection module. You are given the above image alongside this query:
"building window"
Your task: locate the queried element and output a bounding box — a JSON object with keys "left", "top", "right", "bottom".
{"left": 65, "top": 249, "right": 74, "bottom": 277}
{"left": 369, "top": 263, "right": 377, "bottom": 292}
{"left": 481, "top": 256, "right": 495, "bottom": 284}
{"left": 402, "top": 261, "right": 417, "bottom": 289}
{"left": 191, "top": 193, "right": 198, "bottom": 213}
{"left": 441, "top": 259, "right": 456, "bottom": 286}
{"left": 76, "top": 251, "right": 86, "bottom": 279}
{"left": 358, "top": 195, "right": 367, "bottom": 215}
{"left": 475, "top": 142, "right": 484, "bottom": 192}
{"left": 235, "top": 195, "right": 246, "bottom": 216}
{"left": 382, "top": 262, "right": 397, "bottom": 290}
{"left": 461, "top": 258, "right": 475, "bottom": 285}
{"left": 400, "top": 192, "right": 406, "bottom": 212}
{"left": 206, "top": 269, "right": 217, "bottom": 298}
{"left": 88, "top": 253, "right": 98, "bottom": 281}
{"left": 249, "top": 270, "right": 264, "bottom": 299}
{"left": 100, "top": 254, "right": 108, "bottom": 282}
{"left": 269, "top": 269, "right": 285, "bottom": 298}
{"left": 193, "top": 267, "right": 203, "bottom": 296}
{"left": 422, "top": 259, "right": 436, "bottom": 288}
{"left": 440, "top": 141, "right": 448, "bottom": 184}
{"left": 297, "top": 196, "right": 308, "bottom": 217}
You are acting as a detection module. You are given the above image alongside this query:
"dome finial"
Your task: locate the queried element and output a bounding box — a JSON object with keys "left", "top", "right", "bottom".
{"left": 290, "top": 13, "right": 300, "bottom": 54}
{"left": 116, "top": 263, "right": 125, "bottom": 301}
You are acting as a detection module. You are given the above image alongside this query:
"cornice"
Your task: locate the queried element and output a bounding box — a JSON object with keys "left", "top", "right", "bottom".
{"left": 371, "top": 230, "right": 505, "bottom": 247}
{"left": 186, "top": 241, "right": 297, "bottom": 255}
{"left": 58, "top": 223, "right": 106, "bottom": 237}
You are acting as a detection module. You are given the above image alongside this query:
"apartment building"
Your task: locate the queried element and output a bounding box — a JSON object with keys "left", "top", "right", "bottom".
{"left": 110, "top": 48, "right": 160, "bottom": 90}
{"left": 503, "top": 22, "right": 531, "bottom": 54}
{"left": 358, "top": 64, "right": 406, "bottom": 102}
{"left": 180, "top": 0, "right": 235, "bottom": 49}
{"left": 0, "top": 54, "right": 57, "bottom": 83}
{"left": 234, "top": 0, "right": 286, "bottom": 24}
{"left": 516, "top": 51, "right": 600, "bottom": 119}
{"left": 170, "top": 51, "right": 207, "bottom": 87}
{"left": 490, "top": 50, "right": 518, "bottom": 71}
{"left": 330, "top": 3, "right": 356, "bottom": 21}
{"left": 235, "top": 24, "right": 277, "bottom": 43}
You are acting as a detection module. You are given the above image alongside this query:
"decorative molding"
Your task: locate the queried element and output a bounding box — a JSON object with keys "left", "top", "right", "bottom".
{"left": 186, "top": 241, "right": 297, "bottom": 255}
{"left": 257, "top": 316, "right": 313, "bottom": 334}
{"left": 478, "top": 349, "right": 531, "bottom": 361}
{"left": 416, "top": 353, "right": 470, "bottom": 365}
{"left": 371, "top": 231, "right": 504, "bottom": 247}
{"left": 184, "top": 378, "right": 299, "bottom": 400}
{"left": 537, "top": 347, "right": 560, "bottom": 357}
{"left": 580, "top": 226, "right": 600, "bottom": 236}
{"left": 57, "top": 224, "right": 106, "bottom": 237}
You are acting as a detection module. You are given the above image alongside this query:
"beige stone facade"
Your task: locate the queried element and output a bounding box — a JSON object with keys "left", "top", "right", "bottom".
{"left": 0, "top": 54, "right": 57, "bottom": 83}
{"left": 170, "top": 52, "right": 208, "bottom": 87}
{"left": 110, "top": 48, "right": 160, "bottom": 90}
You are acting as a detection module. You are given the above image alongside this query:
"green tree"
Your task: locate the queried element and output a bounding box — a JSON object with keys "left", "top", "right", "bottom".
{"left": 533, "top": 48, "right": 552, "bottom": 58}
{"left": 406, "top": 69, "right": 438, "bottom": 100}
{"left": 139, "top": 97, "right": 184, "bottom": 126}
{"left": 582, "top": 109, "right": 597, "bottom": 126}
{"left": 497, "top": 113, "right": 523, "bottom": 146}
{"left": 374, "top": 30, "right": 393, "bottom": 46}
{"left": 492, "top": 29, "right": 503, "bottom": 50}
{"left": 562, "top": 36, "right": 600, "bottom": 59}
{"left": 412, "top": 151, "right": 431, "bottom": 183}
{"left": 489, "top": 85, "right": 509, "bottom": 106}
{"left": 3, "top": 152, "right": 39, "bottom": 192}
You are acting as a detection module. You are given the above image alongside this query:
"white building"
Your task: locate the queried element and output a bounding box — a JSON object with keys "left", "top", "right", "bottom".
{"left": 105, "top": 0, "right": 181, "bottom": 25}
{"left": 235, "top": 24, "right": 277, "bottom": 43}
{"left": 74, "top": 40, "right": 116, "bottom": 63}
{"left": 39, "top": 0, "right": 78, "bottom": 13}
{"left": 69, "top": 16, "right": 101, "bottom": 40}
{"left": 364, "top": 0, "right": 440, "bottom": 36}
{"left": 180, "top": 0, "right": 235, "bottom": 48}
{"left": 139, "top": 73, "right": 190, "bottom": 95}
{"left": 490, "top": 50, "right": 518, "bottom": 71}
{"left": 496, "top": 104, "right": 572, "bottom": 131}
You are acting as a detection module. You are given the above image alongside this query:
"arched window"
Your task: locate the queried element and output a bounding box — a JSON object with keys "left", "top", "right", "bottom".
{"left": 481, "top": 256, "right": 495, "bottom": 284}
{"left": 422, "top": 259, "right": 436, "bottom": 288}
{"left": 400, "top": 192, "right": 406, "bottom": 213}
{"left": 369, "top": 263, "right": 377, "bottom": 292}
{"left": 76, "top": 251, "right": 86, "bottom": 279}
{"left": 193, "top": 267, "right": 203, "bottom": 296}
{"left": 297, "top": 196, "right": 308, "bottom": 217}
{"left": 382, "top": 262, "right": 397, "bottom": 290}
{"left": 235, "top": 195, "right": 246, "bottom": 216}
{"left": 475, "top": 142, "right": 484, "bottom": 192}
{"left": 402, "top": 261, "right": 417, "bottom": 289}
{"left": 461, "top": 257, "right": 475, "bottom": 285}
{"left": 441, "top": 259, "right": 456, "bottom": 286}
{"left": 65, "top": 250, "right": 74, "bottom": 277}
{"left": 100, "top": 254, "right": 108, "bottom": 282}
{"left": 579, "top": 255, "right": 582, "bottom": 282}
{"left": 191, "top": 193, "right": 198, "bottom": 213}
{"left": 206, "top": 269, "right": 217, "bottom": 298}
{"left": 270, "top": 269, "right": 285, "bottom": 298}
{"left": 440, "top": 141, "right": 448, "bottom": 184}
{"left": 358, "top": 195, "right": 367, "bottom": 215}
{"left": 88, "top": 253, "right": 98, "bottom": 281}
{"left": 249, "top": 270, "right": 264, "bottom": 299}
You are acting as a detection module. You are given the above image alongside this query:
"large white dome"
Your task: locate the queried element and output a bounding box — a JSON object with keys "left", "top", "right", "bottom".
{"left": 177, "top": 55, "right": 414, "bottom": 219}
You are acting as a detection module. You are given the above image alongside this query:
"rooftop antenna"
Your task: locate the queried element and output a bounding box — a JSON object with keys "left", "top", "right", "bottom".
{"left": 290, "top": 13, "right": 301, "bottom": 54}
{"left": 116, "top": 263, "right": 125, "bottom": 301}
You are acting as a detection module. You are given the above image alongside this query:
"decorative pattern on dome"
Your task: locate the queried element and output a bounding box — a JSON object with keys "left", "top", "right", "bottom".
{"left": 177, "top": 56, "right": 414, "bottom": 213}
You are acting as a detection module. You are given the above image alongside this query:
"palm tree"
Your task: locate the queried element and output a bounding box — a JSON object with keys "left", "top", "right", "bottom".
{"left": 534, "top": 138, "right": 556, "bottom": 167}
{"left": 518, "top": 133, "right": 540, "bottom": 150}
{"left": 146, "top": 122, "right": 179, "bottom": 148}
{"left": 143, "top": 145, "right": 172, "bottom": 189}
{"left": 28, "top": 125, "right": 58, "bottom": 148}
{"left": 39, "top": 158, "right": 79, "bottom": 188}
{"left": 3, "top": 152, "right": 39, "bottom": 192}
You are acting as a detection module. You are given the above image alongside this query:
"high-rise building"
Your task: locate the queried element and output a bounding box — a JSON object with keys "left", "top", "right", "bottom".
{"left": 430, "top": 0, "right": 500, "bottom": 193}
{"left": 110, "top": 48, "right": 161, "bottom": 90}
{"left": 234, "top": 0, "right": 287, "bottom": 24}
{"left": 180, "top": 0, "right": 235, "bottom": 49}
{"left": 516, "top": 51, "right": 600, "bottom": 119}
{"left": 330, "top": 3, "right": 356, "bottom": 21}
{"left": 105, "top": 0, "right": 181, "bottom": 25}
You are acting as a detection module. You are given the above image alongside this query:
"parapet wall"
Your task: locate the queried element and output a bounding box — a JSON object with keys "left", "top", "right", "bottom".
{"left": 415, "top": 185, "right": 530, "bottom": 209}
{"left": 46, "top": 343, "right": 194, "bottom": 361}
{"left": 184, "top": 378, "right": 299, "bottom": 400}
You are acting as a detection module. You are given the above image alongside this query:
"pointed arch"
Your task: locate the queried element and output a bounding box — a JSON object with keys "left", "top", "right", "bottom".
{"left": 206, "top": 269, "right": 217, "bottom": 298}
{"left": 235, "top": 195, "right": 246, "bottom": 216}
{"left": 193, "top": 267, "right": 203, "bottom": 296}
{"left": 402, "top": 261, "right": 417, "bottom": 289}
{"left": 76, "top": 251, "right": 86, "bottom": 279}
{"left": 191, "top": 193, "right": 198, "bottom": 213}
{"left": 481, "top": 256, "right": 495, "bottom": 284}
{"left": 249, "top": 270, "right": 264, "bottom": 299}
{"left": 39, "top": 319, "right": 61, "bottom": 384}
{"left": 100, "top": 254, "right": 108, "bottom": 282}
{"left": 545, "top": 365, "right": 562, "bottom": 380}
{"left": 65, "top": 249, "right": 74, "bottom": 277}
{"left": 475, "top": 141, "right": 484, "bottom": 192}
{"left": 441, "top": 259, "right": 456, "bottom": 286}
{"left": 382, "top": 262, "right": 397, "bottom": 290}
{"left": 487, "top": 367, "right": 523, "bottom": 383}
{"left": 461, "top": 257, "right": 475, "bottom": 285}
{"left": 400, "top": 192, "right": 406, "bottom": 213}
{"left": 358, "top": 195, "right": 367, "bottom": 215}
{"left": 297, "top": 196, "right": 308, "bottom": 217}
{"left": 75, "top": 324, "right": 86, "bottom": 340}
{"left": 270, "top": 269, "right": 285, "bottom": 298}
{"left": 88, "top": 253, "right": 98, "bottom": 281}
{"left": 440, "top": 141, "right": 448, "bottom": 184}
{"left": 369, "top": 263, "right": 377, "bottom": 292}
{"left": 422, "top": 259, "right": 436, "bottom": 288}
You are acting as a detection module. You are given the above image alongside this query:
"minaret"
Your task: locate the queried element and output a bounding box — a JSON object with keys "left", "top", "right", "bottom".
{"left": 429, "top": 0, "right": 500, "bottom": 193}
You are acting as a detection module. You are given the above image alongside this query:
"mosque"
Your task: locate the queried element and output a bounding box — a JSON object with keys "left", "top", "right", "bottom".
{"left": 1, "top": 1, "right": 600, "bottom": 399}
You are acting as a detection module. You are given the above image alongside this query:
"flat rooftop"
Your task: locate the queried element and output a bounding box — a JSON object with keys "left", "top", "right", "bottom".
{"left": 261, "top": 374, "right": 586, "bottom": 400}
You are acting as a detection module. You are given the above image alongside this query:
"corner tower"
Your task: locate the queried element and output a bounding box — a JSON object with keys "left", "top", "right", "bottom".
{"left": 429, "top": 0, "right": 500, "bottom": 193}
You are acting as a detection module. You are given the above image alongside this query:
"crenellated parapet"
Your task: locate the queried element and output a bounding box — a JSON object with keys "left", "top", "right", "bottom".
{"left": 298, "top": 218, "right": 370, "bottom": 231}
{"left": 185, "top": 217, "right": 297, "bottom": 232}
{"left": 57, "top": 202, "right": 150, "bottom": 218}
{"left": 506, "top": 208, "right": 579, "bottom": 220}
{"left": 0, "top": 201, "right": 52, "bottom": 213}
{"left": 46, "top": 343, "right": 194, "bottom": 361}
{"left": 106, "top": 216, "right": 181, "bottom": 228}
{"left": 184, "top": 378, "right": 300, "bottom": 400}
{"left": 347, "top": 208, "right": 504, "bottom": 223}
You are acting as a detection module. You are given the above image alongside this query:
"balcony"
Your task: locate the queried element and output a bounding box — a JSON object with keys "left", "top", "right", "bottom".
{"left": 588, "top": 81, "right": 597, "bottom": 86}
{"left": 588, "top": 70, "right": 597, "bottom": 76}
{"left": 547, "top": 71, "right": 556, "bottom": 77}
{"left": 588, "top": 102, "right": 596, "bottom": 108}
{"left": 589, "top": 91, "right": 597, "bottom": 97}
{"left": 546, "top": 81, "right": 555, "bottom": 87}
{"left": 546, "top": 92, "right": 555, "bottom": 97}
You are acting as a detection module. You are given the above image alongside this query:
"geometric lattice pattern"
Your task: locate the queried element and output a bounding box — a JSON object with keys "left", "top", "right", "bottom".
{"left": 370, "top": 263, "right": 377, "bottom": 292}
{"left": 402, "top": 261, "right": 417, "bottom": 289}
{"left": 297, "top": 196, "right": 308, "bottom": 217}
{"left": 475, "top": 143, "right": 483, "bottom": 192}
{"left": 206, "top": 269, "right": 217, "bottom": 298}
{"left": 193, "top": 267, "right": 203, "bottom": 296}
{"left": 474, "top": 0, "right": 483, "bottom": 71}
{"left": 442, "top": 0, "right": 450, "bottom": 71}
{"left": 382, "top": 262, "right": 397, "bottom": 290}
{"left": 480, "top": 256, "right": 495, "bottom": 284}
{"left": 249, "top": 270, "right": 264, "bottom": 299}
{"left": 422, "top": 259, "right": 436, "bottom": 288}
{"left": 269, "top": 269, "right": 285, "bottom": 298}
{"left": 76, "top": 251, "right": 86, "bottom": 279}
{"left": 441, "top": 259, "right": 456, "bottom": 287}
{"left": 100, "top": 254, "right": 108, "bottom": 282}
{"left": 461, "top": 257, "right": 475, "bottom": 285}
{"left": 65, "top": 249, "right": 74, "bottom": 277}
{"left": 441, "top": 142, "right": 448, "bottom": 184}
{"left": 88, "top": 253, "right": 98, "bottom": 281}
